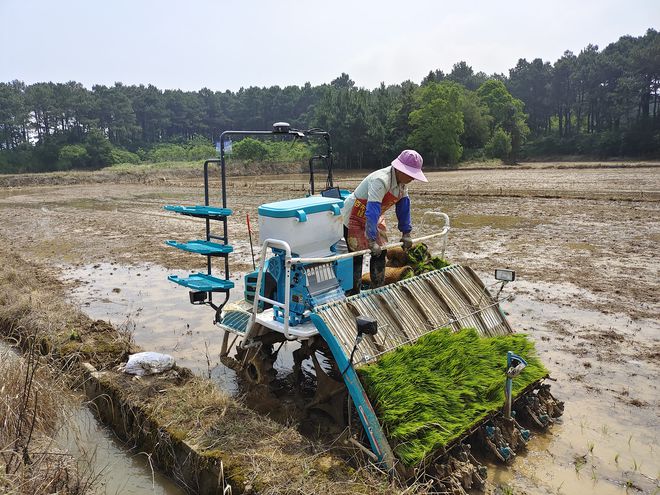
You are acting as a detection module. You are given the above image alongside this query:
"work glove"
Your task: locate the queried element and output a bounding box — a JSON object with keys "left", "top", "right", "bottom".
{"left": 368, "top": 240, "right": 382, "bottom": 257}
{"left": 401, "top": 233, "right": 413, "bottom": 250}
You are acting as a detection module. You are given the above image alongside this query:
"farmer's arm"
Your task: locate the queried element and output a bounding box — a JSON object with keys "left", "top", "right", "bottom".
{"left": 365, "top": 178, "right": 387, "bottom": 241}
{"left": 395, "top": 196, "right": 412, "bottom": 234}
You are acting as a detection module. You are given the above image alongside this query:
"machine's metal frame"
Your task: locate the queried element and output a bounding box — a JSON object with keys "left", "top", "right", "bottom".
{"left": 235, "top": 214, "right": 451, "bottom": 468}
{"left": 202, "top": 159, "right": 231, "bottom": 313}
{"left": 219, "top": 126, "right": 336, "bottom": 195}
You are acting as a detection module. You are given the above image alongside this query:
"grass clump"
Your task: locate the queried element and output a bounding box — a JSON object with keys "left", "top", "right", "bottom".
{"left": 358, "top": 328, "right": 548, "bottom": 466}
{"left": 0, "top": 345, "right": 97, "bottom": 494}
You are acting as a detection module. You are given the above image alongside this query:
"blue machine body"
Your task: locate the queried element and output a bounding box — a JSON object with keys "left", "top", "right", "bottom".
{"left": 244, "top": 251, "right": 353, "bottom": 326}
{"left": 243, "top": 195, "right": 396, "bottom": 467}
{"left": 310, "top": 314, "right": 396, "bottom": 467}
{"left": 244, "top": 196, "right": 353, "bottom": 326}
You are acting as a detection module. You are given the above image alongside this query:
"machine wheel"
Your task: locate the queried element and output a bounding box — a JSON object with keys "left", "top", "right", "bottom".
{"left": 293, "top": 338, "right": 348, "bottom": 427}
{"left": 235, "top": 343, "right": 277, "bottom": 387}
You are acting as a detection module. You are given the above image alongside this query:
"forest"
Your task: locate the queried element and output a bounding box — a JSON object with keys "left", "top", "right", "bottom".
{"left": 0, "top": 28, "right": 658, "bottom": 173}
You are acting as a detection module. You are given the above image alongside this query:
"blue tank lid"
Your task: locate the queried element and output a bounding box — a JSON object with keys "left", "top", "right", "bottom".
{"left": 258, "top": 196, "right": 344, "bottom": 220}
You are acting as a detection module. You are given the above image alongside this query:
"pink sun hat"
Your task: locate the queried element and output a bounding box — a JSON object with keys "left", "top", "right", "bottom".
{"left": 391, "top": 149, "right": 427, "bottom": 182}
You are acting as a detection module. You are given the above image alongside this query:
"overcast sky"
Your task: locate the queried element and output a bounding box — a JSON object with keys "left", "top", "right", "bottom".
{"left": 1, "top": 0, "right": 658, "bottom": 92}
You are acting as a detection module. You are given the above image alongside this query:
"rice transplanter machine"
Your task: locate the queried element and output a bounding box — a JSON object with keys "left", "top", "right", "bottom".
{"left": 163, "top": 124, "right": 563, "bottom": 492}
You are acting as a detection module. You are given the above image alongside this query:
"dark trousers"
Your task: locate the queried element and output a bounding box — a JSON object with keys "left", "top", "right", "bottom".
{"left": 344, "top": 226, "right": 387, "bottom": 294}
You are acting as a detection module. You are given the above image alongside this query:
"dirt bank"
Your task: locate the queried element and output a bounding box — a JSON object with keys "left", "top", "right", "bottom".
{"left": 0, "top": 160, "right": 309, "bottom": 188}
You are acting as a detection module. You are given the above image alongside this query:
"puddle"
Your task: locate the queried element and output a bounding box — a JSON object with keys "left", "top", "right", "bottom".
{"left": 452, "top": 214, "right": 532, "bottom": 229}
{"left": 60, "top": 262, "right": 302, "bottom": 393}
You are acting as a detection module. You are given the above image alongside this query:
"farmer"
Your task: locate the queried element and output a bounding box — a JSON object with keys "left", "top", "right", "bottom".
{"left": 342, "top": 149, "right": 427, "bottom": 293}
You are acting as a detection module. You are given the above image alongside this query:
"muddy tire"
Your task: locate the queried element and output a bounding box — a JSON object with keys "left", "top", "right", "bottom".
{"left": 235, "top": 344, "right": 276, "bottom": 387}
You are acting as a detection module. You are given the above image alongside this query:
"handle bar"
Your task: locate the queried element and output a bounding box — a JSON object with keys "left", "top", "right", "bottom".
{"left": 289, "top": 211, "right": 450, "bottom": 265}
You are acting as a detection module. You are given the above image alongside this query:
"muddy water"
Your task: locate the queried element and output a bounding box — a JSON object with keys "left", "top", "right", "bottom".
{"left": 61, "top": 262, "right": 301, "bottom": 389}
{"left": 486, "top": 278, "right": 659, "bottom": 494}
{"left": 55, "top": 407, "right": 184, "bottom": 495}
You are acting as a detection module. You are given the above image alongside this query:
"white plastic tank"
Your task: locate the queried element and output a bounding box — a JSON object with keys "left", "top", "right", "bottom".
{"left": 258, "top": 196, "right": 344, "bottom": 257}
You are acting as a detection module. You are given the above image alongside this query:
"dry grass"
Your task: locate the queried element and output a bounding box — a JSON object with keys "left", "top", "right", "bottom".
{"left": 111, "top": 371, "right": 420, "bottom": 494}
{"left": 0, "top": 344, "right": 97, "bottom": 494}
{"left": 0, "top": 243, "right": 129, "bottom": 494}
{"left": 0, "top": 241, "right": 135, "bottom": 372}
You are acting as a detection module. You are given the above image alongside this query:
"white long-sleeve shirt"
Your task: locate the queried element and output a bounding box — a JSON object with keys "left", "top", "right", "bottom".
{"left": 341, "top": 166, "right": 408, "bottom": 227}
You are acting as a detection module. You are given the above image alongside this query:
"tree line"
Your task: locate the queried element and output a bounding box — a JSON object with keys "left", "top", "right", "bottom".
{"left": 0, "top": 28, "right": 657, "bottom": 173}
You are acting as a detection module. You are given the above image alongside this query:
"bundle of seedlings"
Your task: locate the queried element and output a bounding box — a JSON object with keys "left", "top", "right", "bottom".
{"left": 363, "top": 244, "right": 449, "bottom": 286}
{"left": 358, "top": 328, "right": 547, "bottom": 466}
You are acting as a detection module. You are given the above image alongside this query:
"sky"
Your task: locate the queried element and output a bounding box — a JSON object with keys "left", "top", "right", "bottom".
{"left": 1, "top": 0, "right": 658, "bottom": 92}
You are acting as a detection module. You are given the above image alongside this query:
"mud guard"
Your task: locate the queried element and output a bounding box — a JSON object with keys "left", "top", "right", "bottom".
{"left": 310, "top": 313, "right": 397, "bottom": 470}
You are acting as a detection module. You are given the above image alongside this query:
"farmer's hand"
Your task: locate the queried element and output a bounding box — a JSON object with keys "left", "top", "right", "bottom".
{"left": 368, "top": 240, "right": 382, "bottom": 257}
{"left": 400, "top": 233, "right": 413, "bottom": 250}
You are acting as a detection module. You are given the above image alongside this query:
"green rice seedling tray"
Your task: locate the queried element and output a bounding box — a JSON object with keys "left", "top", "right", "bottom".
{"left": 357, "top": 327, "right": 548, "bottom": 466}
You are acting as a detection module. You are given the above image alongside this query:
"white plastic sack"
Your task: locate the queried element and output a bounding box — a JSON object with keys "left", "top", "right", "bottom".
{"left": 120, "top": 352, "right": 175, "bottom": 376}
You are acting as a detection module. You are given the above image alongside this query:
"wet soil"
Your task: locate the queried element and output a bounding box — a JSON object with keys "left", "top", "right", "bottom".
{"left": 0, "top": 162, "right": 658, "bottom": 494}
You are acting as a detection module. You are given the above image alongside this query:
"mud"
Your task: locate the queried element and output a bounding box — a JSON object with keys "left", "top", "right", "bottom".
{"left": 0, "top": 162, "right": 658, "bottom": 493}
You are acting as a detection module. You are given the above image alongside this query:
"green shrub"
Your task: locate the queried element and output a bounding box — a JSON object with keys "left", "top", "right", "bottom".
{"left": 110, "top": 147, "right": 141, "bottom": 165}
{"left": 0, "top": 144, "right": 34, "bottom": 174}
{"left": 485, "top": 127, "right": 512, "bottom": 160}
{"left": 187, "top": 143, "right": 216, "bottom": 161}
{"left": 264, "top": 140, "right": 311, "bottom": 162}
{"left": 57, "top": 144, "right": 89, "bottom": 170}
{"left": 228, "top": 137, "right": 313, "bottom": 163}
{"left": 232, "top": 137, "right": 269, "bottom": 161}
{"left": 84, "top": 129, "right": 113, "bottom": 168}
{"left": 148, "top": 143, "right": 188, "bottom": 162}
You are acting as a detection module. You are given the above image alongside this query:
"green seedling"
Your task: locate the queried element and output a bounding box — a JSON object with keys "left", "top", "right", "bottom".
{"left": 404, "top": 243, "right": 449, "bottom": 275}
{"left": 574, "top": 454, "right": 587, "bottom": 473}
{"left": 358, "top": 327, "right": 548, "bottom": 465}
{"left": 498, "top": 484, "right": 515, "bottom": 495}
